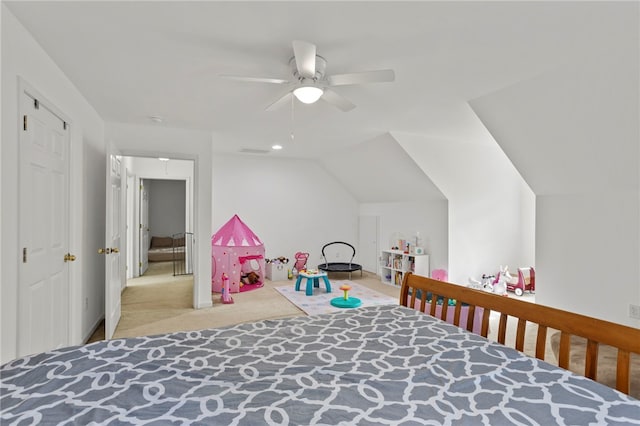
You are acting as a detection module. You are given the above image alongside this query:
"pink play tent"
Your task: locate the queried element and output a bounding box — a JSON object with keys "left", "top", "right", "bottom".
{"left": 211, "top": 214, "right": 265, "bottom": 294}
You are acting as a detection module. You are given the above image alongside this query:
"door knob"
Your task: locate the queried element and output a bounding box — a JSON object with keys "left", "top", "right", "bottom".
{"left": 111, "top": 247, "right": 120, "bottom": 253}
{"left": 64, "top": 253, "right": 76, "bottom": 262}
{"left": 98, "top": 248, "right": 111, "bottom": 254}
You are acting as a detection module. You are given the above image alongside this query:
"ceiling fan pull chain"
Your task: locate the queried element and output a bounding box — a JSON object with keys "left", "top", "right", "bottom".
{"left": 290, "top": 94, "right": 295, "bottom": 141}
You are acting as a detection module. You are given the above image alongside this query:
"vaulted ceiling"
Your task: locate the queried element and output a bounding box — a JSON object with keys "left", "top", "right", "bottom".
{"left": 5, "top": 1, "right": 631, "bottom": 202}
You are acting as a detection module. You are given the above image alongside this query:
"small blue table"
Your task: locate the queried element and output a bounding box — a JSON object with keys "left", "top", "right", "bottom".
{"left": 295, "top": 271, "right": 332, "bottom": 296}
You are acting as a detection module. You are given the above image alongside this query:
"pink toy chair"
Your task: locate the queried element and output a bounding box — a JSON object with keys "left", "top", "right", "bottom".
{"left": 293, "top": 252, "right": 309, "bottom": 273}
{"left": 432, "top": 269, "right": 448, "bottom": 281}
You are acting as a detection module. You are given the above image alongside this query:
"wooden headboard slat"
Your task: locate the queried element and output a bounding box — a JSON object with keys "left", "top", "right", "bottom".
{"left": 480, "top": 308, "right": 491, "bottom": 337}
{"left": 515, "top": 319, "right": 526, "bottom": 352}
{"left": 535, "top": 325, "right": 548, "bottom": 360}
{"left": 558, "top": 332, "right": 571, "bottom": 370}
{"left": 497, "top": 314, "right": 508, "bottom": 345}
{"left": 453, "top": 302, "right": 462, "bottom": 327}
{"left": 466, "top": 305, "right": 476, "bottom": 333}
{"left": 441, "top": 298, "right": 449, "bottom": 322}
{"left": 617, "top": 350, "right": 631, "bottom": 394}
{"left": 429, "top": 297, "right": 437, "bottom": 317}
{"left": 585, "top": 339, "right": 599, "bottom": 380}
{"left": 399, "top": 272, "right": 640, "bottom": 396}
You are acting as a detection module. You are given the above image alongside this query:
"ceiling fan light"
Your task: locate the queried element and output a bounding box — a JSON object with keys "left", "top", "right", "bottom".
{"left": 293, "top": 86, "right": 323, "bottom": 104}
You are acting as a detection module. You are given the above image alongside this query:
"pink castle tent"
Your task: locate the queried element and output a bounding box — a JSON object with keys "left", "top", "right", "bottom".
{"left": 211, "top": 214, "right": 265, "bottom": 294}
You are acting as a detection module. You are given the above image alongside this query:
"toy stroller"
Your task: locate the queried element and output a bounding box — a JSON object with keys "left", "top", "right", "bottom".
{"left": 293, "top": 251, "right": 309, "bottom": 274}
{"left": 494, "top": 266, "right": 535, "bottom": 296}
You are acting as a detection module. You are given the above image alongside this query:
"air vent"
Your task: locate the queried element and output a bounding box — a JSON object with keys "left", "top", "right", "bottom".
{"left": 239, "top": 148, "right": 270, "bottom": 154}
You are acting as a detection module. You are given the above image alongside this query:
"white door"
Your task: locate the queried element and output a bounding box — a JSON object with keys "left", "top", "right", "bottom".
{"left": 139, "top": 179, "right": 149, "bottom": 275}
{"left": 104, "top": 144, "right": 125, "bottom": 339}
{"left": 358, "top": 216, "right": 379, "bottom": 274}
{"left": 18, "top": 91, "right": 71, "bottom": 356}
{"left": 126, "top": 173, "right": 135, "bottom": 279}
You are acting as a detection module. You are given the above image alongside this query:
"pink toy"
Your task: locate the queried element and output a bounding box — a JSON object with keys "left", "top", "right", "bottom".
{"left": 493, "top": 265, "right": 535, "bottom": 296}
{"left": 431, "top": 269, "right": 448, "bottom": 281}
{"left": 211, "top": 215, "right": 265, "bottom": 294}
{"left": 220, "top": 273, "right": 234, "bottom": 304}
{"left": 293, "top": 251, "right": 309, "bottom": 273}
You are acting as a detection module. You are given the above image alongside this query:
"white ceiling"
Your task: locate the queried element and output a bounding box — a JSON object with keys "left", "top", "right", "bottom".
{"left": 5, "top": 0, "right": 615, "bottom": 162}
{"left": 8, "top": 1, "right": 631, "bottom": 204}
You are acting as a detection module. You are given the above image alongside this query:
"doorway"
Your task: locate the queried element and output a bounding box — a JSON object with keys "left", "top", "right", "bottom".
{"left": 103, "top": 155, "right": 195, "bottom": 339}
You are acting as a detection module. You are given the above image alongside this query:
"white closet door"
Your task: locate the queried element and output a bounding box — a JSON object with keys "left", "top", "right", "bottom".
{"left": 358, "top": 215, "right": 379, "bottom": 274}
{"left": 18, "top": 91, "right": 70, "bottom": 356}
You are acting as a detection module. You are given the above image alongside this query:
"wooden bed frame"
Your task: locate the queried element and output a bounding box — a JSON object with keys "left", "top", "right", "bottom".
{"left": 400, "top": 272, "right": 640, "bottom": 396}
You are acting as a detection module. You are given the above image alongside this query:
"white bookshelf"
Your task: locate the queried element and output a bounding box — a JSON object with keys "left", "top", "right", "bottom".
{"left": 380, "top": 249, "right": 429, "bottom": 286}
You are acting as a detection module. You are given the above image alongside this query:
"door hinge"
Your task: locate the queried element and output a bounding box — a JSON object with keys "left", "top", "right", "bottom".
{"left": 23, "top": 248, "right": 27, "bottom": 263}
{"left": 34, "top": 98, "right": 39, "bottom": 109}
{"left": 139, "top": 223, "right": 142, "bottom": 229}
{"left": 63, "top": 121, "right": 68, "bottom": 130}
{"left": 23, "top": 115, "right": 27, "bottom": 131}
{"left": 139, "top": 262, "right": 142, "bottom": 267}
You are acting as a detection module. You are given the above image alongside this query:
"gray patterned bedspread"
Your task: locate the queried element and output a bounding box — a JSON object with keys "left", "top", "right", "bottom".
{"left": 1, "top": 305, "right": 639, "bottom": 425}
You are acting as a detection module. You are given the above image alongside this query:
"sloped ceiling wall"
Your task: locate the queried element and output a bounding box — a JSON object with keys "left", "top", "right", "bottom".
{"left": 319, "top": 133, "right": 445, "bottom": 203}
{"left": 392, "top": 129, "right": 535, "bottom": 284}
{"left": 470, "top": 55, "right": 638, "bottom": 196}
{"left": 468, "top": 8, "right": 640, "bottom": 326}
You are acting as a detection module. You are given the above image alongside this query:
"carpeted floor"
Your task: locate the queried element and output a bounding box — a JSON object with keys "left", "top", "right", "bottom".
{"left": 89, "top": 263, "right": 541, "bottom": 355}
{"left": 275, "top": 280, "right": 398, "bottom": 316}
{"left": 88, "top": 263, "right": 400, "bottom": 342}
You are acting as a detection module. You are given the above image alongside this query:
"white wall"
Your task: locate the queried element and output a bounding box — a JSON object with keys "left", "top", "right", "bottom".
{"left": 394, "top": 132, "right": 536, "bottom": 285}
{"left": 470, "top": 45, "right": 640, "bottom": 326}
{"left": 129, "top": 156, "right": 194, "bottom": 185}
{"left": 127, "top": 155, "right": 194, "bottom": 233}
{"left": 359, "top": 201, "right": 449, "bottom": 276}
{"left": 537, "top": 192, "right": 638, "bottom": 325}
{"left": 105, "top": 122, "right": 212, "bottom": 309}
{"left": 148, "top": 180, "right": 186, "bottom": 237}
{"left": 1, "top": 5, "right": 106, "bottom": 363}
{"left": 212, "top": 154, "right": 359, "bottom": 267}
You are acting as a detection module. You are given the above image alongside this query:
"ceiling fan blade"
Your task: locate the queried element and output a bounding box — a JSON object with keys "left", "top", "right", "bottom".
{"left": 292, "top": 40, "right": 316, "bottom": 79}
{"left": 328, "top": 69, "right": 395, "bottom": 86}
{"left": 321, "top": 88, "right": 356, "bottom": 112}
{"left": 265, "top": 91, "right": 293, "bottom": 111}
{"left": 219, "top": 75, "right": 290, "bottom": 84}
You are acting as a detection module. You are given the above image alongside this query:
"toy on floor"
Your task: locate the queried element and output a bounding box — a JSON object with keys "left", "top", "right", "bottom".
{"left": 468, "top": 272, "right": 507, "bottom": 296}
{"left": 330, "top": 284, "right": 362, "bottom": 308}
{"left": 293, "top": 251, "right": 309, "bottom": 275}
{"left": 221, "top": 273, "right": 234, "bottom": 304}
{"left": 211, "top": 214, "right": 265, "bottom": 294}
{"left": 496, "top": 265, "right": 535, "bottom": 296}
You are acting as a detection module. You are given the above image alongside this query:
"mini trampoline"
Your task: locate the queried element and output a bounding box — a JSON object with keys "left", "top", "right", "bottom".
{"left": 317, "top": 241, "right": 363, "bottom": 279}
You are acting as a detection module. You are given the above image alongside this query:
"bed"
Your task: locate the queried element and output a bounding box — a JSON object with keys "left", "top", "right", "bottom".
{"left": 2, "top": 286, "right": 639, "bottom": 424}
{"left": 317, "top": 241, "right": 363, "bottom": 279}
{"left": 401, "top": 272, "right": 640, "bottom": 399}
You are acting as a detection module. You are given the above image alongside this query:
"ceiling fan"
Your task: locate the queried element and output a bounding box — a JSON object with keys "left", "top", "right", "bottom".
{"left": 220, "top": 40, "right": 395, "bottom": 112}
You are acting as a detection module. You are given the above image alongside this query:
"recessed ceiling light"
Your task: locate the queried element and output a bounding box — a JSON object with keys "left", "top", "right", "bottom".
{"left": 149, "top": 116, "right": 163, "bottom": 123}
{"left": 271, "top": 144, "right": 283, "bottom": 150}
